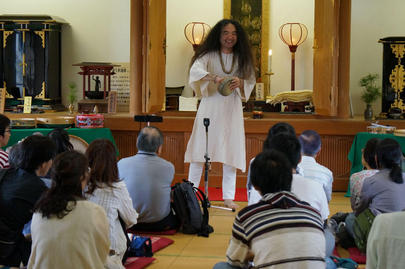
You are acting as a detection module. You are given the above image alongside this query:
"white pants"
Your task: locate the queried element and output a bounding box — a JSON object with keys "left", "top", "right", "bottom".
{"left": 188, "top": 162, "right": 236, "bottom": 200}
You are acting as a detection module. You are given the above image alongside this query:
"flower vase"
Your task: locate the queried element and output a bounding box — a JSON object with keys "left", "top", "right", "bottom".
{"left": 364, "top": 104, "right": 373, "bottom": 121}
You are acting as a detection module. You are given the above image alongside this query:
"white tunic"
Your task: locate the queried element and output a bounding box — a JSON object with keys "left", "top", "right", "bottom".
{"left": 184, "top": 51, "right": 255, "bottom": 172}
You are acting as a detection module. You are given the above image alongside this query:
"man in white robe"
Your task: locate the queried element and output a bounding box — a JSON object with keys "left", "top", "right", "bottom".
{"left": 184, "top": 19, "right": 256, "bottom": 209}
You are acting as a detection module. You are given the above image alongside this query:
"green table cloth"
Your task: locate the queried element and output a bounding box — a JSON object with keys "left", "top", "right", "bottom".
{"left": 346, "top": 132, "right": 405, "bottom": 195}
{"left": 6, "top": 128, "right": 117, "bottom": 154}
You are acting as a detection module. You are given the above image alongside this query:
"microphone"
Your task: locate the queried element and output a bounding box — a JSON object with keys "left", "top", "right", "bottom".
{"left": 203, "top": 118, "right": 210, "bottom": 132}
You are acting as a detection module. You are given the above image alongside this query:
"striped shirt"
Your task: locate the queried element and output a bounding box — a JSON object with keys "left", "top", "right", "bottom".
{"left": 0, "top": 149, "right": 9, "bottom": 169}
{"left": 226, "top": 191, "right": 325, "bottom": 268}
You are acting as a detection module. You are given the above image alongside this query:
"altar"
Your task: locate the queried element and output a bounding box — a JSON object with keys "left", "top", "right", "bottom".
{"left": 6, "top": 127, "right": 117, "bottom": 154}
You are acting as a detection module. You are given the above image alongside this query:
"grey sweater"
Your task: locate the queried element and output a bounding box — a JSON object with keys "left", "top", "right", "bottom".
{"left": 357, "top": 169, "right": 405, "bottom": 216}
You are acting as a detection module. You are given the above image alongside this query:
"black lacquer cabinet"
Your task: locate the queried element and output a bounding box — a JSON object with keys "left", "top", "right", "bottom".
{"left": 0, "top": 15, "right": 63, "bottom": 104}
{"left": 379, "top": 36, "right": 405, "bottom": 114}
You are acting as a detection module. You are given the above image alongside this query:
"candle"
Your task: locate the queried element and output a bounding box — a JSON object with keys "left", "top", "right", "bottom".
{"left": 268, "top": 49, "right": 272, "bottom": 73}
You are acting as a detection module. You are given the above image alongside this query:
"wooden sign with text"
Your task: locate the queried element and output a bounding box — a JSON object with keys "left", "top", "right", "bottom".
{"left": 23, "top": 96, "right": 32, "bottom": 114}
{"left": 108, "top": 90, "right": 118, "bottom": 113}
{"left": 255, "top": 83, "right": 265, "bottom": 101}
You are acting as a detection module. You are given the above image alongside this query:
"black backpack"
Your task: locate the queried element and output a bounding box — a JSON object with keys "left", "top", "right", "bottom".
{"left": 171, "top": 180, "right": 213, "bottom": 237}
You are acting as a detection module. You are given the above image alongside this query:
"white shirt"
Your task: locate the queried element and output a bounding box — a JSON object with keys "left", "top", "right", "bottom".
{"left": 367, "top": 211, "right": 405, "bottom": 269}
{"left": 248, "top": 174, "right": 329, "bottom": 220}
{"left": 86, "top": 181, "right": 138, "bottom": 262}
{"left": 298, "top": 156, "right": 333, "bottom": 202}
{"left": 291, "top": 174, "right": 329, "bottom": 220}
{"left": 184, "top": 51, "right": 256, "bottom": 172}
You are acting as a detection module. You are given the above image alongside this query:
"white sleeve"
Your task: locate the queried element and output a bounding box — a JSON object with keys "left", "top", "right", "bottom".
{"left": 319, "top": 188, "right": 330, "bottom": 221}
{"left": 326, "top": 171, "right": 333, "bottom": 202}
{"left": 189, "top": 55, "right": 210, "bottom": 97}
{"left": 117, "top": 183, "right": 139, "bottom": 227}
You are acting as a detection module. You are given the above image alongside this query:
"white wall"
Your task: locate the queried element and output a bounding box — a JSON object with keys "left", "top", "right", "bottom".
{"left": 350, "top": 0, "right": 405, "bottom": 115}
{"left": 2, "top": 0, "right": 130, "bottom": 105}
{"left": 269, "top": 0, "right": 314, "bottom": 94}
{"left": 166, "top": 0, "right": 223, "bottom": 96}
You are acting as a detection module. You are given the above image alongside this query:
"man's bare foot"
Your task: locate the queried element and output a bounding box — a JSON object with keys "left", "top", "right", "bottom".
{"left": 224, "top": 199, "right": 238, "bottom": 211}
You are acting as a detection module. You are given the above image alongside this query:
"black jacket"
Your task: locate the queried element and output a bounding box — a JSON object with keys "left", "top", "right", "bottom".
{"left": 0, "top": 168, "right": 46, "bottom": 236}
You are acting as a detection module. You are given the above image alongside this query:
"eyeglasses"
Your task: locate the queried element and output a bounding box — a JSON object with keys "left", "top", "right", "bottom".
{"left": 4, "top": 129, "right": 11, "bottom": 133}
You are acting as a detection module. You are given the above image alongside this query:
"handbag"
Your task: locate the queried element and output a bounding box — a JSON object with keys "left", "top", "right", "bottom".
{"left": 330, "top": 256, "right": 358, "bottom": 269}
{"left": 128, "top": 236, "right": 153, "bottom": 257}
{"left": 353, "top": 208, "right": 375, "bottom": 253}
{"left": 118, "top": 216, "right": 153, "bottom": 264}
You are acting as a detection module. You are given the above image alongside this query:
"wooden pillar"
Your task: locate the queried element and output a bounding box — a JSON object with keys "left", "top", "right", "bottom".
{"left": 337, "top": 0, "right": 351, "bottom": 118}
{"left": 313, "top": 0, "right": 340, "bottom": 116}
{"left": 87, "top": 74, "right": 91, "bottom": 95}
{"left": 130, "top": 0, "right": 143, "bottom": 116}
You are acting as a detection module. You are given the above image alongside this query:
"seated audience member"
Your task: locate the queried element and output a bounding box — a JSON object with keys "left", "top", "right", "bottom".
{"left": 366, "top": 210, "right": 405, "bottom": 269}
{"left": 268, "top": 133, "right": 329, "bottom": 222}
{"left": 28, "top": 151, "right": 110, "bottom": 269}
{"left": 0, "top": 114, "right": 11, "bottom": 168}
{"left": 118, "top": 126, "right": 178, "bottom": 231}
{"left": 247, "top": 122, "right": 296, "bottom": 205}
{"left": 248, "top": 132, "right": 329, "bottom": 220}
{"left": 85, "top": 139, "right": 138, "bottom": 268}
{"left": 18, "top": 131, "right": 73, "bottom": 239}
{"left": 252, "top": 133, "right": 333, "bottom": 264}
{"left": 214, "top": 150, "right": 325, "bottom": 269}
{"left": 7, "top": 142, "right": 21, "bottom": 169}
{"left": 298, "top": 130, "right": 333, "bottom": 202}
{"left": 42, "top": 128, "right": 73, "bottom": 187}
{"left": 0, "top": 136, "right": 56, "bottom": 267}
{"left": 269, "top": 133, "right": 334, "bottom": 262}
{"left": 343, "top": 138, "right": 405, "bottom": 251}
{"left": 349, "top": 138, "right": 379, "bottom": 211}
{"left": 47, "top": 128, "right": 73, "bottom": 154}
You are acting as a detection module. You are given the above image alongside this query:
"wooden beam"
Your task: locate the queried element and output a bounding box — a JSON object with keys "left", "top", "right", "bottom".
{"left": 337, "top": 0, "right": 351, "bottom": 118}
{"left": 129, "top": 0, "right": 143, "bottom": 116}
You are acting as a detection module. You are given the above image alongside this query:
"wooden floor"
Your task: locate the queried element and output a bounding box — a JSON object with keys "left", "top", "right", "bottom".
{"left": 148, "top": 192, "right": 366, "bottom": 269}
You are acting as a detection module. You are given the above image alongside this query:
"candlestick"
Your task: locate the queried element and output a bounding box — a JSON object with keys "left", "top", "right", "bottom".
{"left": 268, "top": 49, "right": 272, "bottom": 73}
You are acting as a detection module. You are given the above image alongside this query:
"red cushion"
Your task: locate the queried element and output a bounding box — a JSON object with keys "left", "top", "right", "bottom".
{"left": 125, "top": 257, "right": 155, "bottom": 269}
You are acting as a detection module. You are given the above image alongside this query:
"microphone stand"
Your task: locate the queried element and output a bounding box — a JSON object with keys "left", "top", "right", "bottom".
{"left": 203, "top": 118, "right": 235, "bottom": 212}
{"left": 203, "top": 118, "right": 211, "bottom": 207}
